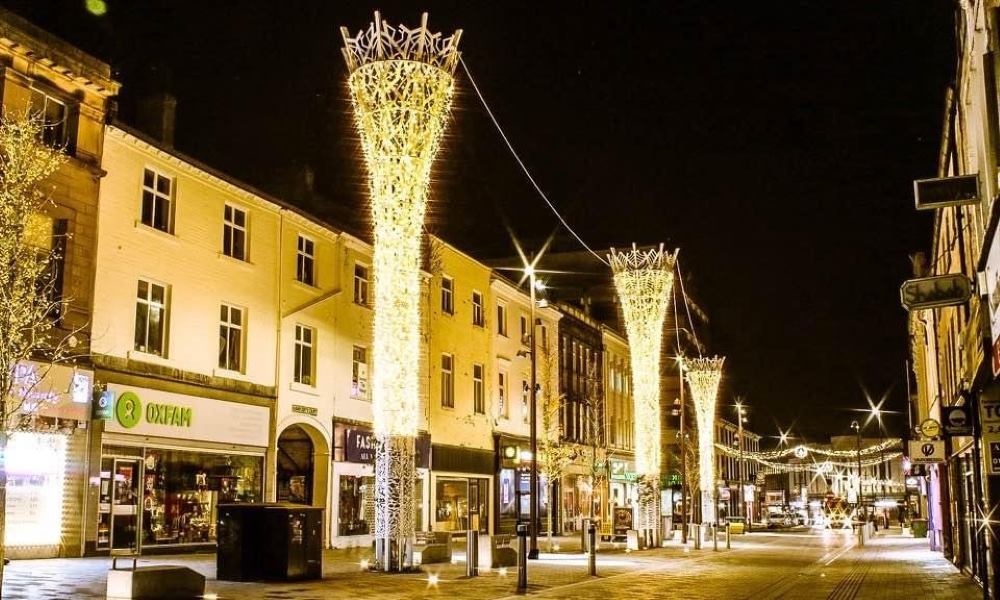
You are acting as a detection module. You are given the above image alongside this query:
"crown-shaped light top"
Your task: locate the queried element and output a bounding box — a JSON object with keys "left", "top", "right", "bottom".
{"left": 341, "top": 12, "right": 463, "bottom": 75}
{"left": 608, "top": 243, "right": 678, "bottom": 274}
{"left": 683, "top": 355, "right": 726, "bottom": 374}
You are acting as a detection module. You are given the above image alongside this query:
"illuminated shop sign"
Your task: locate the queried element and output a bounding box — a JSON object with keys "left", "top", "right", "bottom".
{"left": 5, "top": 432, "right": 66, "bottom": 546}
{"left": 113, "top": 391, "right": 192, "bottom": 429}
{"left": 344, "top": 428, "right": 431, "bottom": 468}
{"left": 10, "top": 361, "right": 92, "bottom": 421}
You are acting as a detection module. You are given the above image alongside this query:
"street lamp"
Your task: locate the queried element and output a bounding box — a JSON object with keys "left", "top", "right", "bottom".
{"left": 734, "top": 400, "right": 749, "bottom": 532}
{"left": 850, "top": 420, "right": 862, "bottom": 517}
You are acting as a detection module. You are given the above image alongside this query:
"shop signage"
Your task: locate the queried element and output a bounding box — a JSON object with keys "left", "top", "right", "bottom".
{"left": 344, "top": 428, "right": 431, "bottom": 468}
{"left": 899, "top": 275, "right": 972, "bottom": 312}
{"left": 980, "top": 397, "right": 1000, "bottom": 475}
{"left": 291, "top": 404, "right": 318, "bottom": 416}
{"left": 913, "top": 174, "right": 979, "bottom": 210}
{"left": 918, "top": 418, "right": 942, "bottom": 439}
{"left": 103, "top": 385, "right": 269, "bottom": 448}
{"left": 11, "top": 361, "right": 91, "bottom": 422}
{"left": 982, "top": 215, "right": 1000, "bottom": 377}
{"left": 942, "top": 405, "right": 973, "bottom": 436}
{"left": 610, "top": 460, "right": 637, "bottom": 482}
{"left": 613, "top": 506, "right": 633, "bottom": 534}
{"left": 908, "top": 439, "right": 945, "bottom": 464}
{"left": 92, "top": 388, "right": 114, "bottom": 421}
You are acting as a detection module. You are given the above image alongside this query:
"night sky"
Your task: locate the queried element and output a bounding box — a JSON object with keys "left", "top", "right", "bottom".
{"left": 7, "top": 0, "right": 956, "bottom": 442}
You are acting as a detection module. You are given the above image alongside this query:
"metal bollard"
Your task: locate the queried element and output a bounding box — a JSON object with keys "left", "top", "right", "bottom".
{"left": 516, "top": 523, "right": 529, "bottom": 593}
{"left": 726, "top": 523, "right": 731, "bottom": 549}
{"left": 466, "top": 530, "right": 479, "bottom": 577}
{"left": 713, "top": 524, "right": 718, "bottom": 551}
{"left": 693, "top": 523, "right": 702, "bottom": 550}
{"left": 588, "top": 523, "right": 597, "bottom": 576}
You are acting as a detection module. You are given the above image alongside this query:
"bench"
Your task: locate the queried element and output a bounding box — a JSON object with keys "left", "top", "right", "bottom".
{"left": 106, "top": 557, "right": 206, "bottom": 600}
{"left": 478, "top": 533, "right": 517, "bottom": 569}
{"left": 415, "top": 531, "right": 452, "bottom": 565}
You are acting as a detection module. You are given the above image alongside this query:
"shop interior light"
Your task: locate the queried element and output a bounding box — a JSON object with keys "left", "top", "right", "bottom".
{"left": 5, "top": 432, "right": 66, "bottom": 546}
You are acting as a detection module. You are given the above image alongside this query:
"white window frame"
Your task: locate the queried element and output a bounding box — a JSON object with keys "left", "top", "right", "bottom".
{"left": 472, "top": 290, "right": 484, "bottom": 327}
{"left": 497, "top": 301, "right": 508, "bottom": 337}
{"left": 140, "top": 167, "right": 173, "bottom": 233}
{"left": 134, "top": 279, "right": 168, "bottom": 357}
{"left": 352, "top": 345, "right": 369, "bottom": 400}
{"left": 296, "top": 235, "right": 315, "bottom": 286}
{"left": 441, "top": 276, "right": 454, "bottom": 315}
{"left": 522, "top": 379, "right": 530, "bottom": 424}
{"left": 223, "top": 203, "right": 248, "bottom": 261}
{"left": 30, "top": 88, "right": 68, "bottom": 148}
{"left": 498, "top": 369, "right": 508, "bottom": 418}
{"left": 294, "top": 324, "right": 315, "bottom": 386}
{"left": 219, "top": 303, "right": 245, "bottom": 373}
{"left": 441, "top": 353, "right": 454, "bottom": 408}
{"left": 473, "top": 363, "right": 485, "bottom": 414}
{"left": 354, "top": 262, "right": 370, "bottom": 306}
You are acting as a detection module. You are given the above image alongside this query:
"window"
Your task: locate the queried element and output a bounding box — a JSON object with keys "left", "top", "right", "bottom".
{"left": 354, "top": 263, "right": 369, "bottom": 306}
{"left": 296, "top": 235, "right": 315, "bottom": 286}
{"left": 219, "top": 304, "right": 244, "bottom": 372}
{"left": 223, "top": 204, "right": 247, "bottom": 261}
{"left": 497, "top": 302, "right": 508, "bottom": 337}
{"left": 441, "top": 354, "right": 454, "bottom": 408}
{"left": 498, "top": 370, "right": 508, "bottom": 418}
{"left": 541, "top": 325, "right": 548, "bottom": 351}
{"left": 352, "top": 346, "right": 368, "bottom": 400}
{"left": 520, "top": 315, "right": 528, "bottom": 343}
{"left": 473, "top": 364, "right": 485, "bottom": 414}
{"left": 294, "top": 325, "right": 315, "bottom": 385}
{"left": 141, "top": 168, "right": 172, "bottom": 233}
{"left": 30, "top": 89, "right": 69, "bottom": 148}
{"left": 134, "top": 280, "right": 167, "bottom": 356}
{"left": 522, "top": 380, "right": 530, "bottom": 423}
{"left": 441, "top": 276, "right": 454, "bottom": 314}
{"left": 472, "top": 291, "right": 484, "bottom": 327}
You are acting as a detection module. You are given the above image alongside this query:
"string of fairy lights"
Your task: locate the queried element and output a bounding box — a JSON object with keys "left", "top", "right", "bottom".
{"left": 715, "top": 440, "right": 902, "bottom": 474}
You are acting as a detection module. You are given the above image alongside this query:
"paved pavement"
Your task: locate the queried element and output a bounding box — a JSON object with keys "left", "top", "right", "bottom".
{"left": 2, "top": 527, "right": 982, "bottom": 599}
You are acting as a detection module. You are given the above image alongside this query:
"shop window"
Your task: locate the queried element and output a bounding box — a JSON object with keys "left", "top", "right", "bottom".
{"left": 135, "top": 279, "right": 168, "bottom": 356}
{"left": 352, "top": 345, "right": 368, "bottom": 400}
{"left": 6, "top": 432, "right": 66, "bottom": 546}
{"left": 223, "top": 204, "right": 248, "bottom": 261}
{"left": 296, "top": 235, "right": 315, "bottom": 286}
{"left": 473, "top": 363, "right": 485, "bottom": 414}
{"left": 218, "top": 304, "right": 244, "bottom": 372}
{"left": 338, "top": 475, "right": 374, "bottom": 536}
{"left": 140, "top": 168, "right": 173, "bottom": 233}
{"left": 294, "top": 325, "right": 315, "bottom": 385}
{"left": 434, "top": 477, "right": 489, "bottom": 533}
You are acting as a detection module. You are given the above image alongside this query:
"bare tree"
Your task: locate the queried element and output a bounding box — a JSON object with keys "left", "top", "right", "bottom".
{"left": 0, "top": 110, "right": 69, "bottom": 584}
{"left": 581, "top": 360, "right": 612, "bottom": 529}
{"left": 536, "top": 334, "right": 574, "bottom": 551}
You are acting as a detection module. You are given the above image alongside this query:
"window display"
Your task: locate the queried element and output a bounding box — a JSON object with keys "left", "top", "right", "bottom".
{"left": 5, "top": 433, "right": 66, "bottom": 546}
{"left": 434, "top": 477, "right": 488, "bottom": 533}
{"left": 338, "top": 475, "right": 373, "bottom": 536}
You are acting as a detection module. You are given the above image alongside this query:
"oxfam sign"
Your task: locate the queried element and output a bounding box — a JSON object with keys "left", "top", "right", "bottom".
{"left": 114, "top": 391, "right": 193, "bottom": 429}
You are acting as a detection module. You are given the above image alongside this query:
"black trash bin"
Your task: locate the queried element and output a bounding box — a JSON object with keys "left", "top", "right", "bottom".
{"left": 217, "top": 503, "right": 324, "bottom": 581}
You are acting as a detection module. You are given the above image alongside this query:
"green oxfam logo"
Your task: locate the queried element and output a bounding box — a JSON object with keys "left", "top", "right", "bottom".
{"left": 115, "top": 392, "right": 142, "bottom": 428}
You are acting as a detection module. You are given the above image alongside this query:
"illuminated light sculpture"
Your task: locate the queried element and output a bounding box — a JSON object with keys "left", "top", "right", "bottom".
{"left": 608, "top": 244, "right": 677, "bottom": 545}
{"left": 341, "top": 12, "right": 461, "bottom": 572}
{"left": 685, "top": 356, "right": 726, "bottom": 524}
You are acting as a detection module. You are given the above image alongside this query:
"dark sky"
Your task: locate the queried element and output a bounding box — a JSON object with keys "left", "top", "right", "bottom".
{"left": 8, "top": 1, "right": 955, "bottom": 441}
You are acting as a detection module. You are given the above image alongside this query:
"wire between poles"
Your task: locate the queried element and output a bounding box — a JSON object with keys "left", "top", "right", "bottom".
{"left": 675, "top": 257, "right": 702, "bottom": 357}
{"left": 459, "top": 56, "right": 609, "bottom": 266}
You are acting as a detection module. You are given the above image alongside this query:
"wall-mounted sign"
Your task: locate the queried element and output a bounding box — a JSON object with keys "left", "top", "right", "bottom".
{"left": 980, "top": 397, "right": 1000, "bottom": 475}
{"left": 900, "top": 275, "right": 972, "bottom": 312}
{"left": 92, "top": 388, "right": 114, "bottom": 421}
{"left": 103, "top": 385, "right": 269, "bottom": 447}
{"left": 942, "top": 405, "right": 973, "bottom": 436}
{"left": 913, "top": 174, "right": 979, "bottom": 210}
{"left": 344, "top": 428, "right": 431, "bottom": 469}
{"left": 908, "top": 439, "right": 945, "bottom": 464}
{"left": 918, "top": 418, "right": 942, "bottom": 439}
{"left": 291, "top": 404, "right": 318, "bottom": 417}
{"left": 982, "top": 211, "right": 1000, "bottom": 377}
{"left": 610, "top": 459, "right": 637, "bottom": 482}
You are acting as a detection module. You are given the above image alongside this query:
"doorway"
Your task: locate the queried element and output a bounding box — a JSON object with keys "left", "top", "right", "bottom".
{"left": 277, "top": 425, "right": 315, "bottom": 505}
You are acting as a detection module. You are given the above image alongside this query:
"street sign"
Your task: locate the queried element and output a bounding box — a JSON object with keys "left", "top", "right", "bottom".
{"left": 942, "top": 405, "right": 973, "bottom": 436}
{"left": 900, "top": 275, "right": 972, "bottom": 311}
{"left": 913, "top": 174, "right": 979, "bottom": 210}
{"left": 919, "top": 418, "right": 942, "bottom": 439}
{"left": 980, "top": 397, "right": 1000, "bottom": 475}
{"left": 908, "top": 439, "right": 945, "bottom": 464}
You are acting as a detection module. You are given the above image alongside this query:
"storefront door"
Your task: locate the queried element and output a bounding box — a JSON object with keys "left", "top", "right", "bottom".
{"left": 111, "top": 458, "right": 141, "bottom": 553}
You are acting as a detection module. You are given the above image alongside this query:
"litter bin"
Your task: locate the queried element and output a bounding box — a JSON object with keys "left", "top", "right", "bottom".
{"left": 726, "top": 516, "right": 745, "bottom": 535}
{"left": 910, "top": 518, "right": 928, "bottom": 539}
{"left": 218, "top": 503, "right": 324, "bottom": 581}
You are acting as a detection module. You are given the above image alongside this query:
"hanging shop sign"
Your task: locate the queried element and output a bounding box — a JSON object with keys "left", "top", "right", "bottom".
{"left": 942, "top": 405, "right": 973, "bottom": 437}
{"left": 913, "top": 174, "right": 979, "bottom": 211}
{"left": 918, "top": 418, "right": 942, "bottom": 439}
{"left": 900, "top": 275, "right": 972, "bottom": 312}
{"left": 908, "top": 440, "right": 945, "bottom": 464}
{"left": 103, "top": 384, "right": 269, "bottom": 447}
{"left": 344, "top": 428, "right": 431, "bottom": 468}
{"left": 610, "top": 459, "right": 637, "bottom": 482}
{"left": 979, "top": 396, "right": 1000, "bottom": 475}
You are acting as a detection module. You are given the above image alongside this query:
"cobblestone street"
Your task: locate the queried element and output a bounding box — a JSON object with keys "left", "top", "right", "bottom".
{"left": 2, "top": 528, "right": 981, "bottom": 599}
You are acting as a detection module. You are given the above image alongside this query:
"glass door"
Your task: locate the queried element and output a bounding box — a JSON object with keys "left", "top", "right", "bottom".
{"left": 110, "top": 458, "right": 141, "bottom": 554}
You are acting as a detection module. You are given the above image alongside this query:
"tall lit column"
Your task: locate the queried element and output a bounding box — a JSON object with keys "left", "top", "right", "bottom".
{"left": 685, "top": 356, "right": 725, "bottom": 525}
{"left": 341, "top": 13, "right": 462, "bottom": 572}
{"left": 608, "top": 244, "right": 677, "bottom": 545}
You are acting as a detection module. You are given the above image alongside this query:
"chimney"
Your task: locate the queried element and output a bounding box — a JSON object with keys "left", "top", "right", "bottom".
{"left": 137, "top": 93, "right": 177, "bottom": 147}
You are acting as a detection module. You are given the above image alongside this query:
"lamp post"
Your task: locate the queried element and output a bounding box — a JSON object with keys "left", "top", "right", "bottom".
{"left": 851, "top": 420, "right": 862, "bottom": 518}
{"left": 527, "top": 265, "right": 540, "bottom": 559}
{"left": 735, "top": 400, "right": 748, "bottom": 532}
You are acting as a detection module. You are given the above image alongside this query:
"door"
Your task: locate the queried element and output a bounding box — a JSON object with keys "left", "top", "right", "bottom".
{"left": 110, "top": 458, "right": 141, "bottom": 553}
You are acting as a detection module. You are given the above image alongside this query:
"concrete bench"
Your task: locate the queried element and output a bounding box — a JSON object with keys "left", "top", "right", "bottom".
{"left": 478, "top": 533, "right": 517, "bottom": 569}
{"left": 106, "top": 558, "right": 206, "bottom": 600}
{"left": 415, "top": 531, "right": 452, "bottom": 564}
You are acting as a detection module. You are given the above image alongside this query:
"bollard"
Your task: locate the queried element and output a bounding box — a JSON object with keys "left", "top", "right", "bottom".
{"left": 713, "top": 524, "right": 718, "bottom": 551}
{"left": 516, "top": 523, "right": 529, "bottom": 593}
{"left": 466, "top": 530, "right": 479, "bottom": 577}
{"left": 726, "top": 523, "right": 731, "bottom": 549}
{"left": 693, "top": 523, "right": 702, "bottom": 550}
{"left": 588, "top": 523, "right": 597, "bottom": 576}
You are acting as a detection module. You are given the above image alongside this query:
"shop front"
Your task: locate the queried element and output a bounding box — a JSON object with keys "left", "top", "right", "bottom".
{"left": 495, "top": 435, "right": 549, "bottom": 535}
{"left": 431, "top": 444, "right": 493, "bottom": 536}
{"left": 89, "top": 384, "right": 270, "bottom": 555}
{"left": 5, "top": 361, "right": 92, "bottom": 559}
{"left": 330, "top": 421, "right": 430, "bottom": 548}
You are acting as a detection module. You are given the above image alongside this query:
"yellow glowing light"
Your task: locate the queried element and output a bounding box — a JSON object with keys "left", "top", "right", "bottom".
{"left": 428, "top": 573, "right": 440, "bottom": 586}
{"left": 360, "top": 559, "right": 369, "bottom": 570}
{"left": 684, "top": 356, "right": 725, "bottom": 524}
{"left": 498, "top": 567, "right": 508, "bottom": 577}
{"left": 5, "top": 432, "right": 66, "bottom": 546}
{"left": 609, "top": 244, "right": 677, "bottom": 534}
{"left": 342, "top": 12, "right": 462, "bottom": 565}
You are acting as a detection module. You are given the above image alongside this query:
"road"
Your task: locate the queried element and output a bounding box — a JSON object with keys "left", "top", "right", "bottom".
{"left": 3, "top": 528, "right": 981, "bottom": 599}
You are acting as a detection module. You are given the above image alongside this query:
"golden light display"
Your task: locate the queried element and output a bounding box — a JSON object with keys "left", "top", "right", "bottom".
{"left": 341, "top": 12, "right": 461, "bottom": 571}
{"left": 608, "top": 244, "right": 677, "bottom": 541}
{"left": 684, "top": 355, "right": 725, "bottom": 524}
{"left": 715, "top": 439, "right": 901, "bottom": 462}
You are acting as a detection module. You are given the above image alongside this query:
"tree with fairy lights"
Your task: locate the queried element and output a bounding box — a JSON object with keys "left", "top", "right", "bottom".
{"left": 0, "top": 110, "right": 71, "bottom": 585}
{"left": 341, "top": 13, "right": 462, "bottom": 571}
{"left": 685, "top": 356, "right": 726, "bottom": 526}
